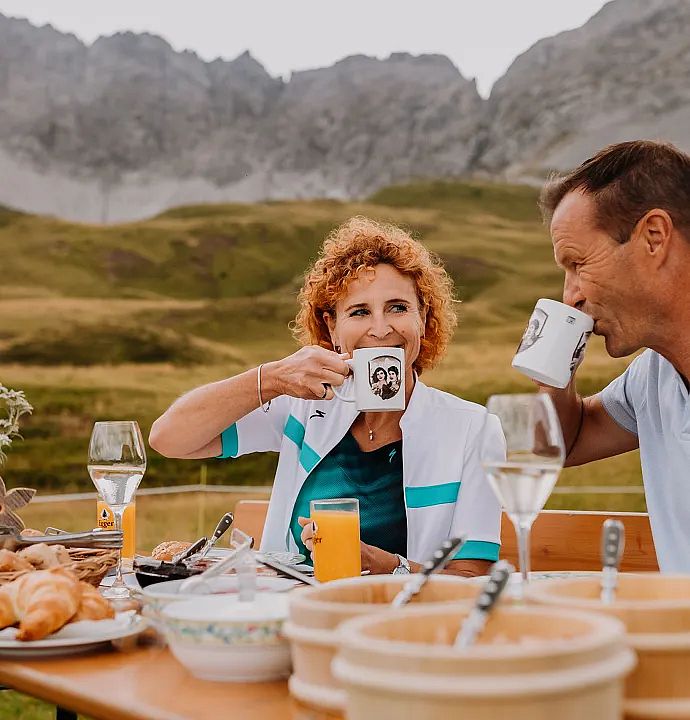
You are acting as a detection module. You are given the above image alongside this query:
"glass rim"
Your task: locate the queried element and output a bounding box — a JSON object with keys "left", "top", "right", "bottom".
{"left": 486, "top": 393, "right": 548, "bottom": 401}
{"left": 310, "top": 497, "right": 359, "bottom": 508}
{"left": 92, "top": 420, "right": 142, "bottom": 427}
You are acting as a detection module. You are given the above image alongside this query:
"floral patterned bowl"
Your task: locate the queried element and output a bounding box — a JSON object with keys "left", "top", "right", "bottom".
{"left": 160, "top": 593, "right": 291, "bottom": 682}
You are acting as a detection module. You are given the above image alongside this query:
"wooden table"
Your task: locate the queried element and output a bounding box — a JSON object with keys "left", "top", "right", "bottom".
{"left": 0, "top": 645, "right": 295, "bottom": 720}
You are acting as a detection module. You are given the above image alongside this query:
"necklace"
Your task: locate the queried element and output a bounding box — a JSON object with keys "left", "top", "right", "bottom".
{"left": 363, "top": 415, "right": 375, "bottom": 442}
{"left": 361, "top": 413, "right": 402, "bottom": 443}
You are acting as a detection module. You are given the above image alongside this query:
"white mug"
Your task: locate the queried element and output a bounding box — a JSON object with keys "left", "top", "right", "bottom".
{"left": 333, "top": 347, "right": 405, "bottom": 411}
{"left": 511, "top": 299, "right": 594, "bottom": 389}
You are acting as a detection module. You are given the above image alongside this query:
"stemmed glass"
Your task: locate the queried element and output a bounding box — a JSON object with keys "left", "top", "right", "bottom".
{"left": 88, "top": 421, "right": 146, "bottom": 598}
{"left": 484, "top": 394, "right": 565, "bottom": 597}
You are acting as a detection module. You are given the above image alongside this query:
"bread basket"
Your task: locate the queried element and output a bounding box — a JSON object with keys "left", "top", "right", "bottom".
{"left": 0, "top": 547, "right": 118, "bottom": 587}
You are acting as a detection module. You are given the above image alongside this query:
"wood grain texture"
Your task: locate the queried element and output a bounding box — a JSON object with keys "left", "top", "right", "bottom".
{"left": 0, "top": 646, "right": 291, "bottom": 720}
{"left": 500, "top": 510, "right": 658, "bottom": 572}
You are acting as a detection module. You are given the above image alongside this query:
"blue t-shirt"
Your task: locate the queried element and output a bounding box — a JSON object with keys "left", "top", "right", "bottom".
{"left": 289, "top": 431, "right": 406, "bottom": 564}
{"left": 600, "top": 349, "right": 690, "bottom": 572}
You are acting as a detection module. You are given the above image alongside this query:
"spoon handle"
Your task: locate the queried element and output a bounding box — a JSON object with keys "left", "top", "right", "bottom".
{"left": 600, "top": 519, "right": 625, "bottom": 604}
{"left": 454, "top": 560, "right": 513, "bottom": 648}
{"left": 391, "top": 536, "right": 466, "bottom": 608}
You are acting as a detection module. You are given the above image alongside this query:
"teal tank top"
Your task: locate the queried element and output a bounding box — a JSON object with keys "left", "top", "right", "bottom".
{"left": 289, "top": 431, "right": 406, "bottom": 564}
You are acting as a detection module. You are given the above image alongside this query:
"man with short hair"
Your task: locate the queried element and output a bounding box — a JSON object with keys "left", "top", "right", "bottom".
{"left": 538, "top": 140, "right": 690, "bottom": 572}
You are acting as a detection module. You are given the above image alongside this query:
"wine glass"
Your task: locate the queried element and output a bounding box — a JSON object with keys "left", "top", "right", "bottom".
{"left": 484, "top": 394, "right": 565, "bottom": 597}
{"left": 88, "top": 421, "right": 146, "bottom": 598}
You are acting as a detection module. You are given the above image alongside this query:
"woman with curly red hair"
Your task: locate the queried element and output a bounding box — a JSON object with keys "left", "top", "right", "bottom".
{"left": 150, "top": 216, "right": 504, "bottom": 577}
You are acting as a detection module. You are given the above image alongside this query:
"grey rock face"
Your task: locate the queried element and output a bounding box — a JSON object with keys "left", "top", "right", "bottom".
{"left": 0, "top": 13, "right": 481, "bottom": 221}
{"left": 474, "top": 0, "right": 690, "bottom": 178}
{"left": 1, "top": 0, "right": 690, "bottom": 222}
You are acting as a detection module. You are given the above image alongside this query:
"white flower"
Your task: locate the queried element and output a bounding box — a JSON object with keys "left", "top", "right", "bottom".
{"left": 0, "top": 384, "right": 33, "bottom": 467}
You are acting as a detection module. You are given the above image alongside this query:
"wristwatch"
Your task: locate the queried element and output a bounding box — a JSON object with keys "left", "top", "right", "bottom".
{"left": 392, "top": 553, "right": 411, "bottom": 575}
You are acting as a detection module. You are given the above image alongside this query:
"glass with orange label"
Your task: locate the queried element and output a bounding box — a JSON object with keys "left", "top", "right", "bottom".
{"left": 310, "top": 498, "right": 361, "bottom": 583}
{"left": 97, "top": 501, "right": 136, "bottom": 567}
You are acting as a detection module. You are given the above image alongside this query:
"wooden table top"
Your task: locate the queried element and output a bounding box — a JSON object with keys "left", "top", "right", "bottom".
{"left": 0, "top": 645, "right": 294, "bottom": 720}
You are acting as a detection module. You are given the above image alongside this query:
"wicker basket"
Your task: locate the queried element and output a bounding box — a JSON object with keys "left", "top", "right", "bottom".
{"left": 0, "top": 548, "right": 118, "bottom": 588}
{"left": 66, "top": 548, "right": 119, "bottom": 586}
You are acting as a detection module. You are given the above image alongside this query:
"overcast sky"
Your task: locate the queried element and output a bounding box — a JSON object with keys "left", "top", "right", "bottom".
{"left": 0, "top": 0, "right": 610, "bottom": 97}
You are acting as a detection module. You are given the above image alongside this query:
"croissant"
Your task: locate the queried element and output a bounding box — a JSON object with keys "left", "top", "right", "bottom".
{"left": 18, "top": 544, "right": 70, "bottom": 570}
{"left": 0, "top": 549, "right": 34, "bottom": 573}
{"left": 5, "top": 567, "right": 81, "bottom": 641}
{"left": 0, "top": 587, "right": 15, "bottom": 629}
{"left": 73, "top": 582, "right": 114, "bottom": 622}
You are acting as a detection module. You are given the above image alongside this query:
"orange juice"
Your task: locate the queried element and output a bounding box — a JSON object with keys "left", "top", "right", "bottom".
{"left": 312, "top": 509, "right": 361, "bottom": 583}
{"left": 97, "top": 501, "right": 136, "bottom": 559}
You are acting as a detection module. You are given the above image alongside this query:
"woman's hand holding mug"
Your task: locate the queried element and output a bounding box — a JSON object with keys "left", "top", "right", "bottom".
{"left": 264, "top": 346, "right": 350, "bottom": 401}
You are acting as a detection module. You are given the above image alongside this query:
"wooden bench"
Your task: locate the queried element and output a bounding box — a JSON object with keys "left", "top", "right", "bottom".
{"left": 234, "top": 500, "right": 658, "bottom": 572}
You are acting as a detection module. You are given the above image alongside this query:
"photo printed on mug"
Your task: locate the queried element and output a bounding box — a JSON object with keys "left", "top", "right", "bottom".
{"left": 516, "top": 308, "right": 548, "bottom": 354}
{"left": 368, "top": 355, "right": 402, "bottom": 401}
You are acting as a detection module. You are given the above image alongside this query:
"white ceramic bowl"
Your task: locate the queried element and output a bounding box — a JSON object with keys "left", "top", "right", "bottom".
{"left": 160, "top": 593, "right": 292, "bottom": 682}
{"left": 140, "top": 575, "right": 296, "bottom": 618}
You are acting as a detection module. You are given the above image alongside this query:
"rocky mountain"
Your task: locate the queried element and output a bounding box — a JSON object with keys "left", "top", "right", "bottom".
{"left": 1, "top": 0, "right": 689, "bottom": 222}
{"left": 475, "top": 0, "right": 690, "bottom": 179}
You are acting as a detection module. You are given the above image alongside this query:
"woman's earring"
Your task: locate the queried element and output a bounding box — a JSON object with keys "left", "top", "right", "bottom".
{"left": 334, "top": 344, "right": 341, "bottom": 353}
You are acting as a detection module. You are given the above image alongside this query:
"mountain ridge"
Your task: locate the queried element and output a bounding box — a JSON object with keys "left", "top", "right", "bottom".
{"left": 1, "top": 0, "right": 689, "bottom": 222}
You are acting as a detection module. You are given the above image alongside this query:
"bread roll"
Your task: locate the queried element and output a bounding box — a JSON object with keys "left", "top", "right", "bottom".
{"left": 0, "top": 549, "right": 34, "bottom": 573}
{"left": 151, "top": 540, "right": 191, "bottom": 561}
{"left": 20, "top": 528, "right": 44, "bottom": 537}
{"left": 18, "top": 544, "right": 70, "bottom": 570}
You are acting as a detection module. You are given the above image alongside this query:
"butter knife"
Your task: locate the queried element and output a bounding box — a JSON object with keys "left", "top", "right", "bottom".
{"left": 185, "top": 512, "right": 234, "bottom": 566}
{"left": 391, "top": 536, "right": 466, "bottom": 609}
{"left": 600, "top": 519, "right": 625, "bottom": 604}
{"left": 454, "top": 560, "right": 513, "bottom": 648}
{"left": 171, "top": 536, "right": 208, "bottom": 565}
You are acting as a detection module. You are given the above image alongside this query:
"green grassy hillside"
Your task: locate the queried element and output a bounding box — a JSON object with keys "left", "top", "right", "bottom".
{"left": 0, "top": 181, "right": 643, "bottom": 506}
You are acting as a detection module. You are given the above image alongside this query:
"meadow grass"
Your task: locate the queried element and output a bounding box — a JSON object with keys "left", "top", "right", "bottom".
{"left": 0, "top": 179, "right": 643, "bottom": 503}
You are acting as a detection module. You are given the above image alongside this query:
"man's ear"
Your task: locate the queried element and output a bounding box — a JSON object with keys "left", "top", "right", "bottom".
{"left": 636, "top": 208, "right": 673, "bottom": 265}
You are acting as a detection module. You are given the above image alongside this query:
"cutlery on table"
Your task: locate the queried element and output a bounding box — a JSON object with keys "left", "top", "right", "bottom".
{"left": 391, "top": 536, "right": 466, "bottom": 609}
{"left": 454, "top": 560, "right": 514, "bottom": 648}
{"left": 185, "top": 512, "right": 234, "bottom": 566}
{"left": 179, "top": 528, "right": 252, "bottom": 593}
{"left": 600, "top": 519, "right": 625, "bottom": 604}
{"left": 256, "top": 556, "right": 320, "bottom": 587}
{"left": 0, "top": 527, "right": 123, "bottom": 551}
{"left": 171, "top": 536, "right": 208, "bottom": 565}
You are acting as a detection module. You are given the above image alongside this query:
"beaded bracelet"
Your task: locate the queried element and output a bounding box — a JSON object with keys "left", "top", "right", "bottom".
{"left": 257, "top": 364, "right": 271, "bottom": 413}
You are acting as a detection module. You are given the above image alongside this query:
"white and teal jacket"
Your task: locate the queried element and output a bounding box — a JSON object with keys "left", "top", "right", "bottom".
{"left": 218, "top": 378, "right": 505, "bottom": 563}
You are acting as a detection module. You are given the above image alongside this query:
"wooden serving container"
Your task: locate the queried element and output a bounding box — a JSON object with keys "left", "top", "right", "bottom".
{"left": 333, "top": 604, "right": 634, "bottom": 720}
{"left": 527, "top": 573, "right": 690, "bottom": 719}
{"left": 285, "top": 575, "right": 482, "bottom": 716}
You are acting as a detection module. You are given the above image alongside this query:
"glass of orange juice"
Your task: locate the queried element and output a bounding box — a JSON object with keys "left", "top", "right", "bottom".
{"left": 310, "top": 498, "right": 361, "bottom": 582}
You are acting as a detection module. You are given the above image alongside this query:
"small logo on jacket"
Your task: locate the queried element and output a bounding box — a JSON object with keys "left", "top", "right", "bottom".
{"left": 309, "top": 410, "right": 326, "bottom": 420}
